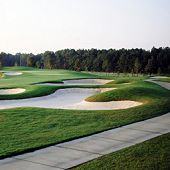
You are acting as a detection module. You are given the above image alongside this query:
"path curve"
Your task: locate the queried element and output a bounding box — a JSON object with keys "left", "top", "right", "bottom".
{"left": 146, "top": 78, "right": 170, "bottom": 90}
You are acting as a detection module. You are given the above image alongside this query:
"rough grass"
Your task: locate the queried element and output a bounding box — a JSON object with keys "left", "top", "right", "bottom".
{"left": 0, "top": 67, "right": 170, "bottom": 159}
{"left": 0, "top": 72, "right": 3, "bottom": 78}
{"left": 71, "top": 133, "right": 170, "bottom": 170}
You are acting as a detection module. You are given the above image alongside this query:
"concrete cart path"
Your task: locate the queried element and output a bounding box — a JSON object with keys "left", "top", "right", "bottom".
{"left": 0, "top": 79, "right": 170, "bottom": 170}
{"left": 0, "top": 112, "right": 170, "bottom": 170}
{"left": 146, "top": 78, "right": 170, "bottom": 90}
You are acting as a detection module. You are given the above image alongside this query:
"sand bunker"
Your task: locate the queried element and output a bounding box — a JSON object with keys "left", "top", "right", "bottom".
{"left": 39, "top": 79, "right": 113, "bottom": 86}
{"left": 63, "top": 79, "right": 113, "bottom": 85}
{"left": 4, "top": 72, "right": 23, "bottom": 76}
{"left": 0, "top": 88, "right": 142, "bottom": 110}
{"left": 0, "top": 88, "right": 25, "bottom": 95}
{"left": 66, "top": 100, "right": 142, "bottom": 110}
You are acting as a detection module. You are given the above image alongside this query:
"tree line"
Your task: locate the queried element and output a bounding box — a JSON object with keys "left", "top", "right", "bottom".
{"left": 0, "top": 47, "right": 170, "bottom": 75}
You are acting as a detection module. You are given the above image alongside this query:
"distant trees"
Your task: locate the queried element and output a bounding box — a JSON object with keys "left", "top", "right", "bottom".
{"left": 43, "top": 51, "right": 56, "bottom": 69}
{"left": 0, "top": 54, "right": 3, "bottom": 70}
{"left": 134, "top": 58, "right": 141, "bottom": 76}
{"left": 0, "top": 47, "right": 170, "bottom": 75}
{"left": 27, "top": 56, "right": 36, "bottom": 67}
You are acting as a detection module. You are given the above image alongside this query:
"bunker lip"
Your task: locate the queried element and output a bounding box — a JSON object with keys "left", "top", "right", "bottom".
{"left": 63, "top": 100, "right": 142, "bottom": 110}
{"left": 0, "top": 88, "right": 26, "bottom": 95}
{"left": 4, "top": 72, "right": 23, "bottom": 76}
{"left": 38, "top": 79, "right": 113, "bottom": 86}
{"left": 0, "top": 88, "right": 142, "bottom": 110}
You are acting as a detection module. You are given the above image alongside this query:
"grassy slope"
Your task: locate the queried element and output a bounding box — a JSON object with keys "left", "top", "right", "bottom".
{"left": 71, "top": 133, "right": 170, "bottom": 170}
{"left": 0, "top": 67, "right": 98, "bottom": 99}
{"left": 0, "top": 67, "right": 170, "bottom": 159}
{"left": 1, "top": 67, "right": 98, "bottom": 88}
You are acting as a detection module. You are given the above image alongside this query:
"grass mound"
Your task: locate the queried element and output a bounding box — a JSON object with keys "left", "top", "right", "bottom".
{"left": 86, "top": 81, "right": 169, "bottom": 102}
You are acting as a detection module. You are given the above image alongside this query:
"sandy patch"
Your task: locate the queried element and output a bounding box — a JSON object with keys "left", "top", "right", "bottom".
{"left": 0, "top": 88, "right": 25, "bottom": 95}
{"left": 0, "top": 88, "right": 142, "bottom": 110}
{"left": 65, "top": 100, "right": 142, "bottom": 110}
{"left": 63, "top": 79, "right": 113, "bottom": 85}
{"left": 122, "top": 83, "right": 131, "bottom": 85}
{"left": 4, "top": 72, "right": 23, "bottom": 76}
{"left": 39, "top": 79, "right": 113, "bottom": 86}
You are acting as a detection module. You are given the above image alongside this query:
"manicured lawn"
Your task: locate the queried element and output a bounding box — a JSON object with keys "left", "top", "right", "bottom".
{"left": 0, "top": 67, "right": 98, "bottom": 89}
{"left": 0, "top": 67, "right": 98, "bottom": 99}
{"left": 71, "top": 133, "right": 170, "bottom": 170}
{"left": 0, "top": 67, "right": 170, "bottom": 159}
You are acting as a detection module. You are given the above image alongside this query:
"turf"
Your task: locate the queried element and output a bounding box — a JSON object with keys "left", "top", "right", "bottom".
{"left": 0, "top": 67, "right": 98, "bottom": 88}
{"left": 0, "top": 67, "right": 98, "bottom": 99}
{"left": 70, "top": 133, "right": 170, "bottom": 170}
{"left": 0, "top": 67, "right": 170, "bottom": 159}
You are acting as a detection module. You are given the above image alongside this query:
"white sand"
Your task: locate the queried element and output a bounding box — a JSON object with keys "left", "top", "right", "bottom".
{"left": 65, "top": 100, "right": 142, "bottom": 110}
{"left": 4, "top": 72, "right": 23, "bottom": 76}
{"left": 0, "top": 88, "right": 25, "bottom": 95}
{"left": 63, "top": 79, "right": 113, "bottom": 85}
{"left": 39, "top": 79, "right": 113, "bottom": 86}
{"left": 0, "top": 88, "right": 142, "bottom": 110}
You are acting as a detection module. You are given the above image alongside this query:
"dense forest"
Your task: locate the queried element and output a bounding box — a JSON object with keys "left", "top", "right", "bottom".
{"left": 0, "top": 47, "right": 170, "bottom": 75}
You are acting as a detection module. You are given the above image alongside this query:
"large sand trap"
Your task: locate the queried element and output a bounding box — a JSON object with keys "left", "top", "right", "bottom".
{"left": 0, "top": 88, "right": 25, "bottom": 95}
{"left": 0, "top": 88, "right": 142, "bottom": 110}
{"left": 39, "top": 79, "right": 113, "bottom": 86}
{"left": 63, "top": 79, "right": 113, "bottom": 85}
{"left": 4, "top": 72, "right": 23, "bottom": 76}
{"left": 65, "top": 100, "right": 142, "bottom": 110}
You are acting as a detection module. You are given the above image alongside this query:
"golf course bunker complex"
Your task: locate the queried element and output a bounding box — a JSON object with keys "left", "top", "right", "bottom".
{"left": 39, "top": 79, "right": 113, "bottom": 86}
{"left": 0, "top": 87, "right": 142, "bottom": 110}
{"left": 0, "top": 88, "right": 25, "bottom": 95}
{"left": 4, "top": 72, "right": 23, "bottom": 76}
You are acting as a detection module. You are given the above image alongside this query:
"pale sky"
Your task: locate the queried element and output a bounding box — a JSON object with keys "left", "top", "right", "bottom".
{"left": 0, "top": 0, "right": 170, "bottom": 54}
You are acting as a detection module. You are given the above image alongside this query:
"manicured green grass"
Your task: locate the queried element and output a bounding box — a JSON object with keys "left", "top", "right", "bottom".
{"left": 0, "top": 67, "right": 99, "bottom": 99}
{"left": 0, "top": 85, "right": 58, "bottom": 100}
{"left": 71, "top": 133, "right": 170, "bottom": 170}
{"left": 0, "top": 67, "right": 98, "bottom": 88}
{"left": 0, "top": 72, "right": 3, "bottom": 78}
{"left": 0, "top": 67, "right": 170, "bottom": 159}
